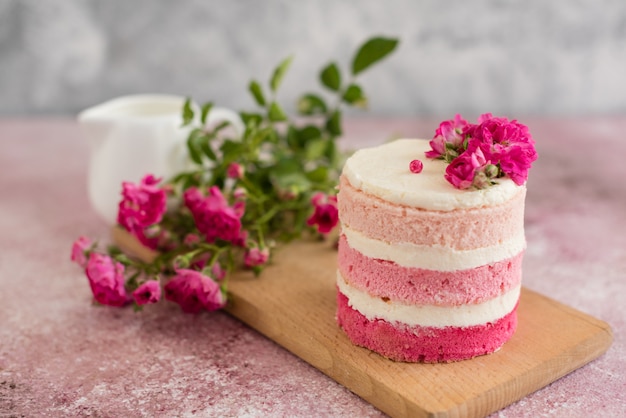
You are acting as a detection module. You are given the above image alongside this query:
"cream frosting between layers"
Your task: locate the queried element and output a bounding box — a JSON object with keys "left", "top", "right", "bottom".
{"left": 337, "top": 271, "right": 521, "bottom": 328}
{"left": 342, "top": 138, "right": 521, "bottom": 211}
{"left": 342, "top": 225, "right": 526, "bottom": 271}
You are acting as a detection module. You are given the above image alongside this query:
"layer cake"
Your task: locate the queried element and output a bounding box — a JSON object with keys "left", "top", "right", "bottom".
{"left": 336, "top": 138, "right": 527, "bottom": 363}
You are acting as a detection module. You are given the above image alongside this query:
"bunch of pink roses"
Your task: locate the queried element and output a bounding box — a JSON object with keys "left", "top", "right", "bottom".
{"left": 424, "top": 113, "right": 537, "bottom": 189}
{"left": 71, "top": 170, "right": 339, "bottom": 313}
{"left": 70, "top": 35, "right": 398, "bottom": 314}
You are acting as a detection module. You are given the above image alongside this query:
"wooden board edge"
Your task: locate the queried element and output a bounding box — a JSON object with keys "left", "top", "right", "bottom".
{"left": 446, "top": 291, "right": 614, "bottom": 418}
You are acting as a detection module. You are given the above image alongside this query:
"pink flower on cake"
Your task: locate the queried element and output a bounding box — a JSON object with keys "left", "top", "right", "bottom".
{"left": 70, "top": 236, "right": 92, "bottom": 268}
{"left": 444, "top": 147, "right": 490, "bottom": 190}
{"left": 132, "top": 280, "right": 161, "bottom": 306}
{"left": 164, "top": 269, "right": 226, "bottom": 313}
{"left": 425, "top": 114, "right": 469, "bottom": 160}
{"left": 244, "top": 246, "right": 270, "bottom": 268}
{"left": 497, "top": 145, "right": 534, "bottom": 186}
{"left": 85, "top": 253, "right": 129, "bottom": 307}
{"left": 444, "top": 153, "right": 478, "bottom": 190}
{"left": 470, "top": 114, "right": 537, "bottom": 186}
{"left": 427, "top": 113, "right": 537, "bottom": 189}
{"left": 307, "top": 192, "right": 339, "bottom": 234}
{"left": 117, "top": 174, "right": 167, "bottom": 249}
{"left": 184, "top": 186, "right": 245, "bottom": 244}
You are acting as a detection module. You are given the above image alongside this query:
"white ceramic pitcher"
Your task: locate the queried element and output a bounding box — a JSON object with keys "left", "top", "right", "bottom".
{"left": 78, "top": 94, "right": 244, "bottom": 225}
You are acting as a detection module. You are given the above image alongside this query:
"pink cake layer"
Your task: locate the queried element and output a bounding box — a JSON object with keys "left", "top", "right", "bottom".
{"left": 336, "top": 290, "right": 518, "bottom": 363}
{"left": 338, "top": 176, "right": 526, "bottom": 250}
{"left": 338, "top": 235, "right": 523, "bottom": 306}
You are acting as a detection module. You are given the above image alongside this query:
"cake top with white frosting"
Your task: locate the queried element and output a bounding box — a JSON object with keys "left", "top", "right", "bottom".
{"left": 342, "top": 139, "right": 524, "bottom": 211}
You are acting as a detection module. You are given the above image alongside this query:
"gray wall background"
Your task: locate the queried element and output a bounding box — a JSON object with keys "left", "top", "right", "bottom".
{"left": 1, "top": 0, "right": 625, "bottom": 117}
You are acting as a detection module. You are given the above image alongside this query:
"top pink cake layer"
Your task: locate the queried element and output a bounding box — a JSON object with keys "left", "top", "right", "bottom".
{"left": 338, "top": 176, "right": 526, "bottom": 250}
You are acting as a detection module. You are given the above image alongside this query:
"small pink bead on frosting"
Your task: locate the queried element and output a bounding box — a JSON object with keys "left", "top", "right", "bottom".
{"left": 409, "top": 159, "right": 423, "bottom": 173}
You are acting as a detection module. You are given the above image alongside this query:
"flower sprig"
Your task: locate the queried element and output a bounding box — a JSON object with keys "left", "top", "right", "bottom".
{"left": 423, "top": 113, "right": 537, "bottom": 189}
{"left": 71, "top": 36, "right": 399, "bottom": 313}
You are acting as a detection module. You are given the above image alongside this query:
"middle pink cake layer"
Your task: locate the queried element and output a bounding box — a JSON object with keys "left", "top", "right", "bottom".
{"left": 338, "top": 235, "right": 523, "bottom": 306}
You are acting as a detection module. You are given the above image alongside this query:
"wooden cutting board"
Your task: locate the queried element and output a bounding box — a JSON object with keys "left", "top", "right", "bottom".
{"left": 112, "top": 227, "right": 613, "bottom": 418}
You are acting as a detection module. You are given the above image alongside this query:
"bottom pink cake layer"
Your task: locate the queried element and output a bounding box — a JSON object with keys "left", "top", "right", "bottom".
{"left": 336, "top": 291, "right": 518, "bottom": 363}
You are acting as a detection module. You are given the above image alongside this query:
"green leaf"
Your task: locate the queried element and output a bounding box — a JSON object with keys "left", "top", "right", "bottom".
{"left": 187, "top": 129, "right": 204, "bottom": 164}
{"left": 200, "top": 136, "right": 217, "bottom": 162}
{"left": 286, "top": 125, "right": 299, "bottom": 150}
{"left": 320, "top": 62, "right": 341, "bottom": 92}
{"left": 351, "top": 37, "right": 399, "bottom": 76}
{"left": 325, "top": 110, "right": 342, "bottom": 136}
{"left": 270, "top": 158, "right": 311, "bottom": 193}
{"left": 200, "top": 102, "right": 213, "bottom": 124}
{"left": 341, "top": 83, "right": 367, "bottom": 108}
{"left": 240, "top": 112, "right": 263, "bottom": 128}
{"left": 306, "top": 166, "right": 329, "bottom": 183}
{"left": 305, "top": 138, "right": 328, "bottom": 160}
{"left": 270, "top": 55, "right": 294, "bottom": 93}
{"left": 268, "top": 102, "right": 287, "bottom": 122}
{"left": 297, "top": 93, "right": 328, "bottom": 115}
{"left": 213, "top": 120, "right": 233, "bottom": 133}
{"left": 182, "top": 98, "right": 194, "bottom": 126}
{"left": 220, "top": 140, "right": 245, "bottom": 165}
{"left": 298, "top": 125, "right": 322, "bottom": 142}
{"left": 248, "top": 80, "right": 266, "bottom": 106}
{"left": 325, "top": 135, "right": 341, "bottom": 166}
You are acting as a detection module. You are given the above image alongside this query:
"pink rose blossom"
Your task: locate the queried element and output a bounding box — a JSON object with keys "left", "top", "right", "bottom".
{"left": 469, "top": 115, "right": 537, "bottom": 185}
{"left": 434, "top": 114, "right": 537, "bottom": 188}
{"left": 184, "top": 186, "right": 245, "bottom": 244}
{"left": 244, "top": 246, "right": 270, "bottom": 268}
{"left": 227, "top": 162, "right": 244, "bottom": 179}
{"left": 71, "top": 236, "right": 92, "bottom": 268}
{"left": 133, "top": 280, "right": 161, "bottom": 306}
{"left": 444, "top": 147, "right": 489, "bottom": 190}
{"left": 497, "top": 145, "right": 534, "bottom": 185}
{"left": 307, "top": 193, "right": 339, "bottom": 234}
{"left": 85, "top": 253, "right": 129, "bottom": 307}
{"left": 117, "top": 174, "right": 167, "bottom": 249}
{"left": 425, "top": 114, "right": 469, "bottom": 159}
{"left": 444, "top": 153, "right": 477, "bottom": 189}
{"left": 164, "top": 269, "right": 226, "bottom": 313}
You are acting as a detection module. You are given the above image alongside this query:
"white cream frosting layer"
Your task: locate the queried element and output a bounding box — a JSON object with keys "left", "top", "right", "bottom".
{"left": 342, "top": 138, "right": 523, "bottom": 211}
{"left": 337, "top": 272, "right": 520, "bottom": 328}
{"left": 342, "top": 225, "right": 526, "bottom": 271}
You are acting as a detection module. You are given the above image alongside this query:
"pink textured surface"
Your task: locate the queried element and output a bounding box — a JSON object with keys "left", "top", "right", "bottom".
{"left": 336, "top": 291, "right": 517, "bottom": 363}
{"left": 338, "top": 234, "right": 523, "bottom": 305}
{"left": 1, "top": 117, "right": 625, "bottom": 416}
{"left": 338, "top": 175, "right": 526, "bottom": 250}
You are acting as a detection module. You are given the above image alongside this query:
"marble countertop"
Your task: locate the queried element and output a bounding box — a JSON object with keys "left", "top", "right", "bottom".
{"left": 1, "top": 117, "right": 624, "bottom": 417}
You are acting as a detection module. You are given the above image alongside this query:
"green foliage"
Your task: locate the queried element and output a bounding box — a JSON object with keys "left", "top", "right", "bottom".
{"left": 167, "top": 35, "right": 398, "bottom": 277}
{"left": 249, "top": 81, "right": 266, "bottom": 106}
{"left": 270, "top": 55, "right": 293, "bottom": 92}
{"left": 351, "top": 37, "right": 399, "bottom": 76}
{"left": 320, "top": 62, "right": 341, "bottom": 92}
